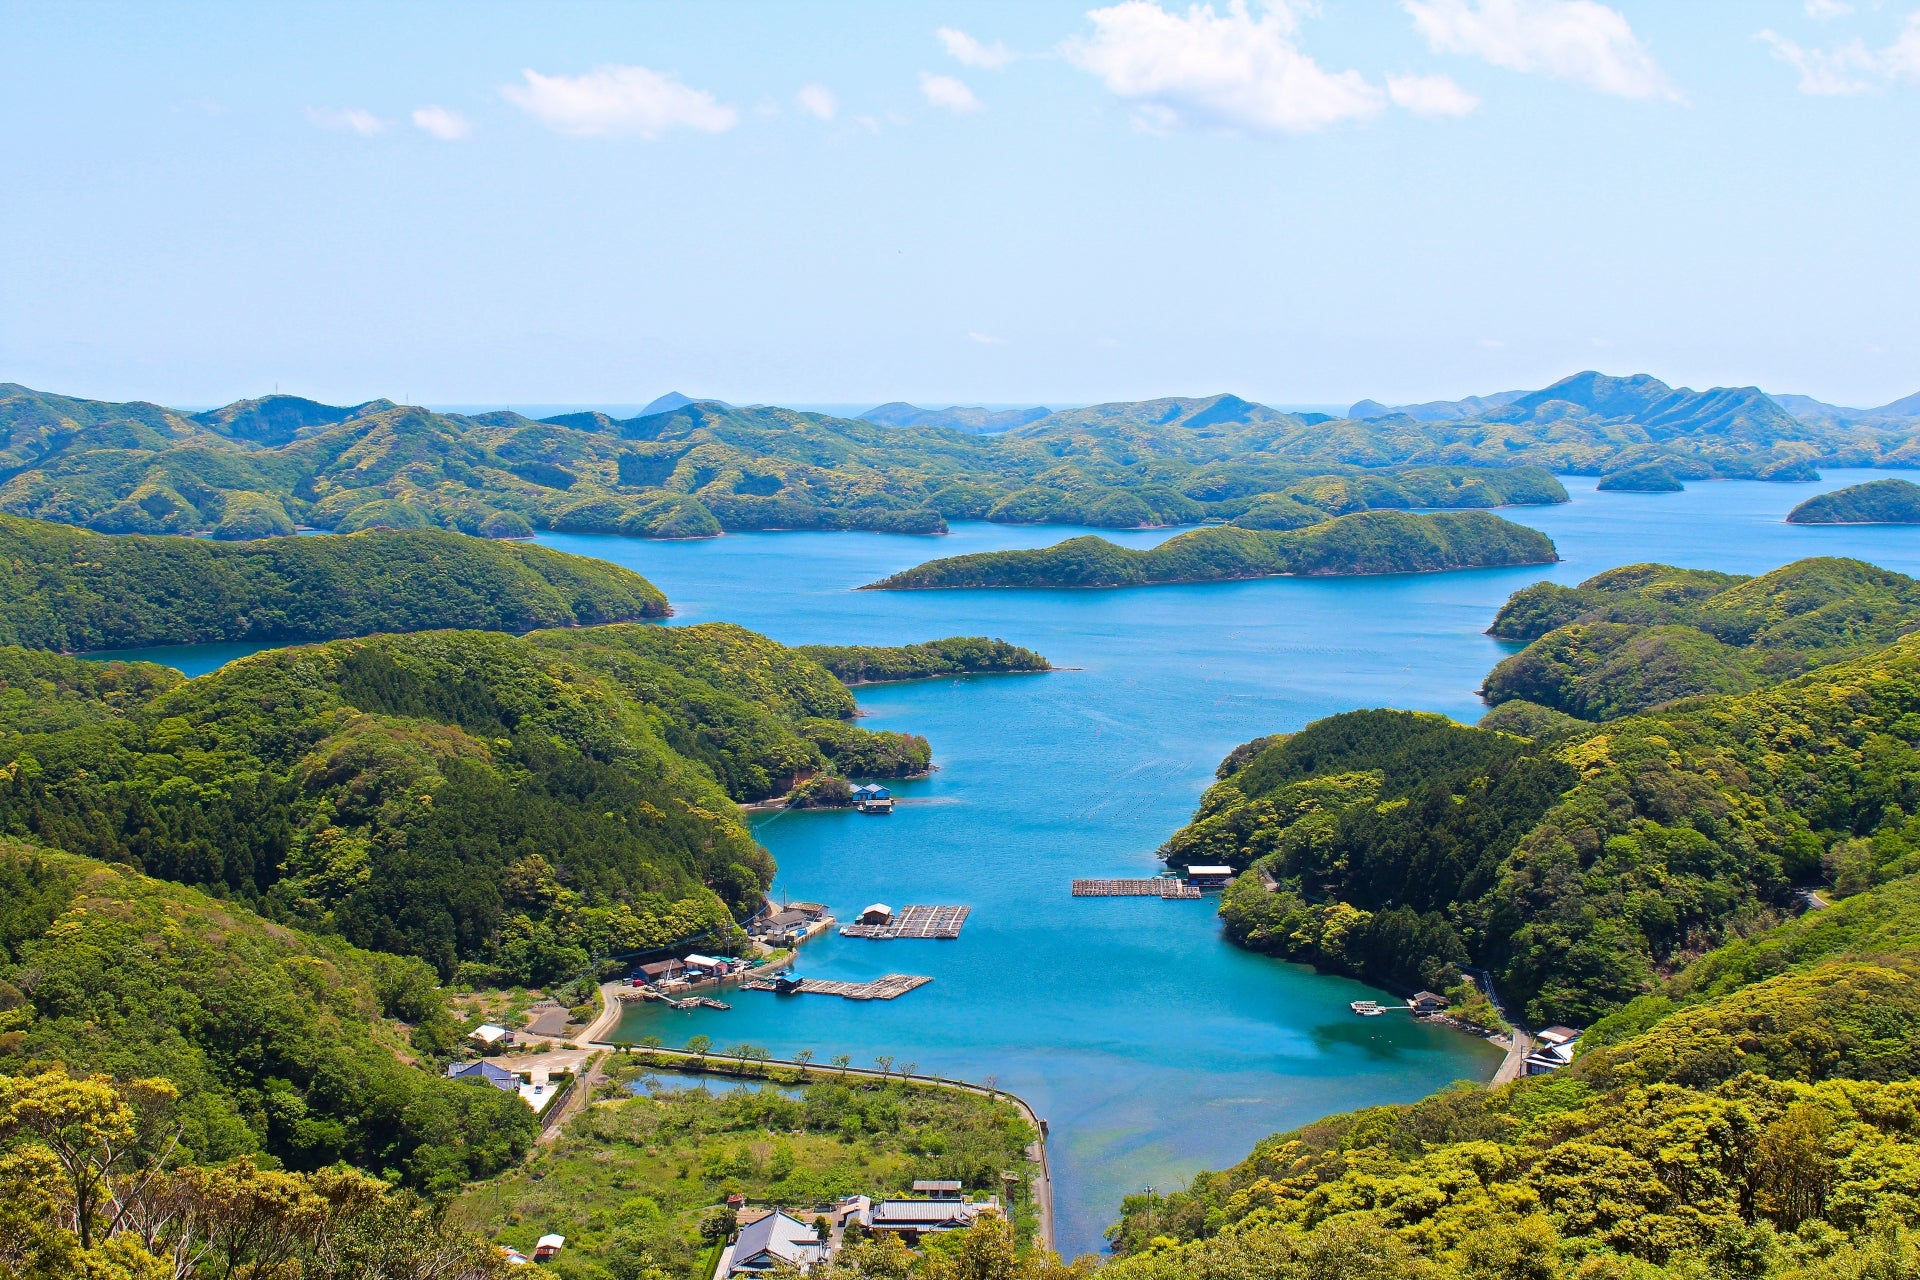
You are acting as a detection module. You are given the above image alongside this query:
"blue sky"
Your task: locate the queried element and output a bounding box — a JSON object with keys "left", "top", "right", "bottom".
{"left": 3, "top": 0, "right": 1916, "bottom": 410}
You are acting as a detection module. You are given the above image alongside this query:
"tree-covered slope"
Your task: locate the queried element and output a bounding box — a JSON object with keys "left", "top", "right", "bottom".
{"left": 0, "top": 625, "right": 934, "bottom": 984}
{"left": 1176, "top": 629, "right": 1920, "bottom": 1025}
{"left": 863, "top": 511, "right": 1558, "bottom": 590}
{"left": 0, "top": 382, "right": 1575, "bottom": 542}
{"left": 1103, "top": 887, "right": 1920, "bottom": 1278}
{"left": 0, "top": 842, "right": 535, "bottom": 1192}
{"left": 1787, "top": 477, "right": 1920, "bottom": 524}
{"left": 796, "top": 636, "right": 1052, "bottom": 683}
{"left": 1483, "top": 558, "right": 1920, "bottom": 721}
{"left": 0, "top": 513, "right": 668, "bottom": 652}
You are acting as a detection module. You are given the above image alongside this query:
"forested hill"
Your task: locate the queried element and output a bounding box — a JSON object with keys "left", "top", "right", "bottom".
{"left": 1173, "top": 627, "right": 1920, "bottom": 1027}
{"left": 1482, "top": 557, "right": 1920, "bottom": 721}
{"left": 0, "top": 379, "right": 1591, "bottom": 543}
{"left": 797, "top": 636, "right": 1051, "bottom": 683}
{"left": 1102, "top": 861, "right": 1920, "bottom": 1278}
{"left": 0, "top": 513, "right": 668, "bottom": 652}
{"left": 863, "top": 511, "right": 1558, "bottom": 590}
{"left": 0, "top": 623, "right": 938, "bottom": 984}
{"left": 0, "top": 842, "right": 536, "bottom": 1192}
{"left": 1787, "top": 476, "right": 1920, "bottom": 524}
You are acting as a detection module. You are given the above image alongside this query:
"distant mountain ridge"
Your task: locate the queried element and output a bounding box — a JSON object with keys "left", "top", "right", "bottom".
{"left": 1, "top": 369, "right": 1915, "bottom": 543}
{"left": 860, "top": 402, "right": 1052, "bottom": 433}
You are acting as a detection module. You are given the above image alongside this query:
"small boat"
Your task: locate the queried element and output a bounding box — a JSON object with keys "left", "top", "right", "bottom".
{"left": 1351, "top": 1000, "right": 1385, "bottom": 1017}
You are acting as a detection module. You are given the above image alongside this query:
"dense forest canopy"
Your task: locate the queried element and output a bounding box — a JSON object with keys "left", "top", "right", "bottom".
{"left": 1484, "top": 558, "right": 1920, "bottom": 721}
{"left": 1787, "top": 477, "right": 1920, "bottom": 524}
{"left": 796, "top": 636, "right": 1052, "bottom": 683}
{"left": 0, "top": 623, "right": 942, "bottom": 985}
{"left": 55, "top": 374, "right": 1900, "bottom": 544}
{"left": 0, "top": 513, "right": 668, "bottom": 652}
{"left": 1172, "top": 626, "right": 1920, "bottom": 1025}
{"left": 864, "top": 511, "right": 1559, "bottom": 590}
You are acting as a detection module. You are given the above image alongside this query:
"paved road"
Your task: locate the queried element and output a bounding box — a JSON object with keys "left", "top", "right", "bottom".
{"left": 1488, "top": 1030, "right": 1534, "bottom": 1087}
{"left": 587, "top": 1042, "right": 1056, "bottom": 1253}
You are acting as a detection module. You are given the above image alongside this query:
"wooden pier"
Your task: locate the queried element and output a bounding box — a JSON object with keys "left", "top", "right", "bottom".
{"left": 744, "top": 973, "right": 933, "bottom": 1001}
{"left": 839, "top": 904, "right": 971, "bottom": 939}
{"left": 619, "top": 989, "right": 733, "bottom": 1012}
{"left": 1071, "top": 878, "right": 1202, "bottom": 899}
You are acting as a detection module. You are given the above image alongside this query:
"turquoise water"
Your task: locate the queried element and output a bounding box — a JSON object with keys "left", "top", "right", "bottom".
{"left": 89, "top": 470, "right": 1920, "bottom": 1255}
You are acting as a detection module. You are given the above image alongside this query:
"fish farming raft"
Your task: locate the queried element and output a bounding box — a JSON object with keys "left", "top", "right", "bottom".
{"left": 840, "top": 904, "right": 971, "bottom": 939}
{"left": 744, "top": 973, "right": 933, "bottom": 1001}
{"left": 1071, "top": 878, "right": 1202, "bottom": 899}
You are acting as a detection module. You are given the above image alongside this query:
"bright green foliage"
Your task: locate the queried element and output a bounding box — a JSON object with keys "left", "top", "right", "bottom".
{"left": 1189, "top": 632, "right": 1920, "bottom": 1023}
{"left": 0, "top": 383, "right": 1572, "bottom": 541}
{"left": 1596, "top": 462, "right": 1684, "bottom": 492}
{"left": 0, "top": 512, "right": 667, "bottom": 651}
{"left": 1788, "top": 478, "right": 1920, "bottom": 524}
{"left": 864, "top": 511, "right": 1559, "bottom": 590}
{"left": 1100, "top": 866, "right": 1920, "bottom": 1280}
{"left": 455, "top": 1068, "right": 1035, "bottom": 1278}
{"left": 1485, "top": 559, "right": 1920, "bottom": 721}
{"left": 0, "top": 844, "right": 535, "bottom": 1192}
{"left": 796, "top": 637, "right": 1052, "bottom": 684}
{"left": 0, "top": 625, "right": 929, "bottom": 983}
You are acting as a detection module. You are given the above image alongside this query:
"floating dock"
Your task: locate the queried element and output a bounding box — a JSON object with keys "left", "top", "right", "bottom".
{"left": 1071, "top": 878, "right": 1202, "bottom": 899}
{"left": 619, "top": 989, "right": 732, "bottom": 1012}
{"left": 744, "top": 973, "right": 932, "bottom": 1001}
{"left": 840, "top": 904, "right": 971, "bottom": 939}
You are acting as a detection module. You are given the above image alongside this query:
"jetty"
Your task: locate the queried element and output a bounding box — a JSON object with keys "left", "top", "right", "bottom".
{"left": 619, "top": 989, "right": 733, "bottom": 1012}
{"left": 744, "top": 973, "right": 932, "bottom": 1001}
{"left": 839, "top": 904, "right": 971, "bottom": 939}
{"left": 1071, "top": 878, "right": 1202, "bottom": 899}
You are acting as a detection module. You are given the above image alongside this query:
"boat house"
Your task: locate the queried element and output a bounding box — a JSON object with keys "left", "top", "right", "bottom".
{"left": 857, "top": 903, "right": 893, "bottom": 926}
{"left": 851, "top": 784, "right": 894, "bottom": 813}
{"left": 1407, "top": 991, "right": 1449, "bottom": 1016}
{"left": 1186, "top": 865, "right": 1236, "bottom": 889}
{"left": 634, "top": 958, "right": 690, "bottom": 986}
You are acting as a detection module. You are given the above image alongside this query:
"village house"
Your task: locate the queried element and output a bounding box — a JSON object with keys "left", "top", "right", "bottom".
{"left": 1524, "top": 1025, "right": 1584, "bottom": 1075}
{"left": 750, "top": 901, "right": 830, "bottom": 946}
{"left": 715, "top": 1210, "right": 830, "bottom": 1277}
{"left": 533, "top": 1234, "right": 565, "bottom": 1262}
{"left": 444, "top": 1060, "right": 518, "bottom": 1093}
{"left": 1407, "top": 991, "right": 1450, "bottom": 1016}
{"left": 468, "top": 1023, "right": 511, "bottom": 1048}
{"left": 1185, "top": 865, "right": 1235, "bottom": 889}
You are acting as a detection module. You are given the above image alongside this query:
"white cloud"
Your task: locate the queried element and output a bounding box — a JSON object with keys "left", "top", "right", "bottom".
{"left": 1064, "top": 1, "right": 1386, "bottom": 135}
{"left": 920, "top": 72, "right": 983, "bottom": 112}
{"left": 1805, "top": 0, "right": 1853, "bottom": 19}
{"left": 1759, "top": 13, "right": 1920, "bottom": 94}
{"left": 938, "top": 27, "right": 1014, "bottom": 69}
{"left": 967, "top": 331, "right": 1005, "bottom": 345}
{"left": 797, "top": 83, "right": 838, "bottom": 120}
{"left": 501, "top": 66, "right": 738, "bottom": 138}
{"left": 307, "top": 106, "right": 384, "bottom": 135}
{"left": 411, "top": 105, "right": 471, "bottom": 140}
{"left": 1386, "top": 72, "right": 1480, "bottom": 115}
{"left": 1401, "top": 0, "right": 1679, "bottom": 100}
{"left": 1758, "top": 30, "right": 1877, "bottom": 93}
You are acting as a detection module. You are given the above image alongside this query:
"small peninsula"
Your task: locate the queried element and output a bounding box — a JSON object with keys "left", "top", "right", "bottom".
{"left": 797, "top": 635, "right": 1051, "bottom": 684}
{"left": 0, "top": 513, "right": 668, "bottom": 652}
{"left": 1786, "top": 476, "right": 1920, "bottom": 524}
{"left": 861, "top": 510, "right": 1558, "bottom": 590}
{"left": 1595, "top": 461, "right": 1684, "bottom": 492}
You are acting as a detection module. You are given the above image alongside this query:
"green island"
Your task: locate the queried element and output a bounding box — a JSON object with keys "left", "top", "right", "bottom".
{"left": 0, "top": 512, "right": 668, "bottom": 651}
{"left": 796, "top": 637, "right": 1052, "bottom": 684}
{"left": 1482, "top": 557, "right": 1920, "bottom": 721}
{"left": 1595, "top": 461, "right": 1684, "bottom": 492}
{"left": 863, "top": 511, "right": 1558, "bottom": 590}
{"left": 1787, "top": 477, "right": 1920, "bottom": 524}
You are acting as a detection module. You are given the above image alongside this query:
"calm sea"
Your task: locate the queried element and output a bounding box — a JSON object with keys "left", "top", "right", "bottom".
{"left": 96, "top": 470, "right": 1920, "bottom": 1254}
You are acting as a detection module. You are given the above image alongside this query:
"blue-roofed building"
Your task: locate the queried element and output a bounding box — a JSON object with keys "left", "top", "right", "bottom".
{"left": 851, "top": 784, "right": 893, "bottom": 814}
{"left": 446, "top": 1060, "right": 519, "bottom": 1093}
